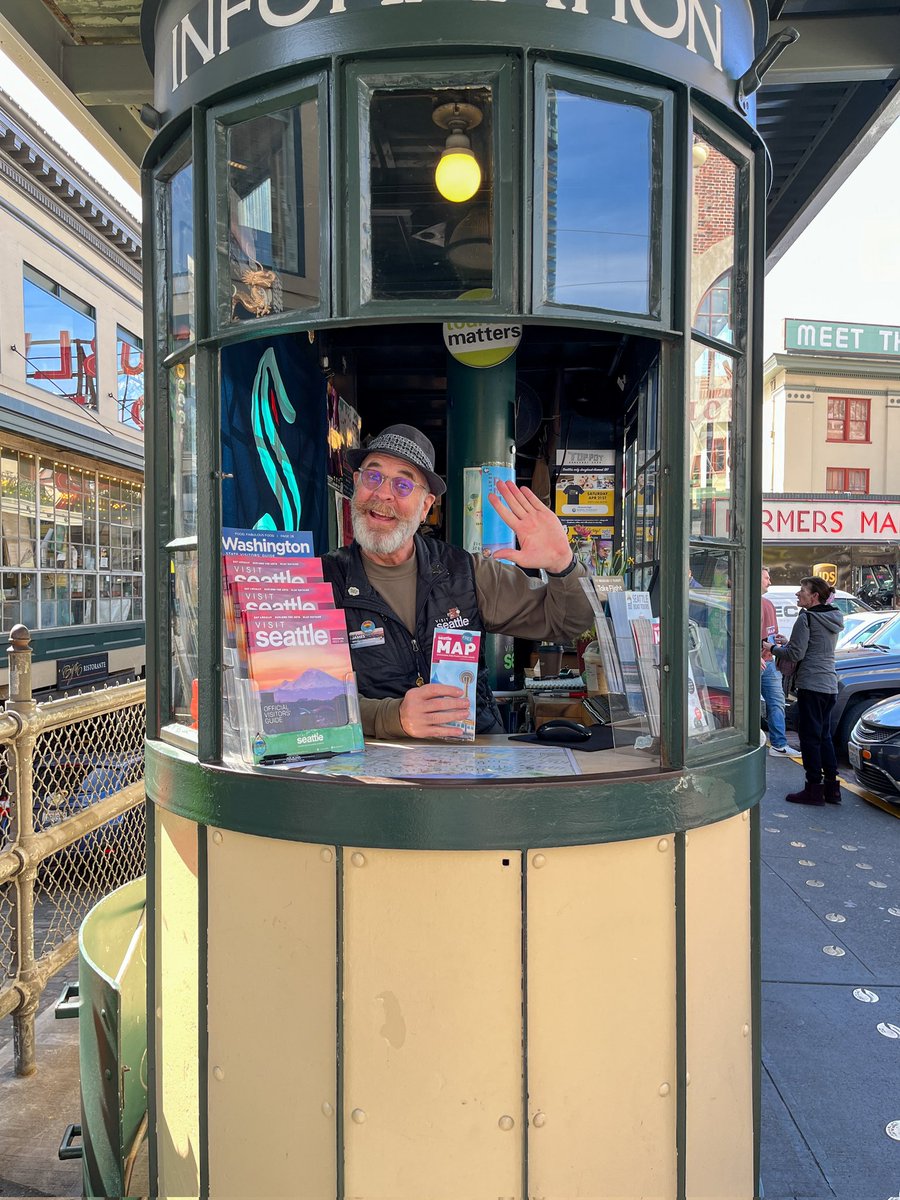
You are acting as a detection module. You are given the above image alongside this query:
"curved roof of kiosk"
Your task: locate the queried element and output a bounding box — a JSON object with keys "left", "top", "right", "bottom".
{"left": 2, "top": 1, "right": 899, "bottom": 264}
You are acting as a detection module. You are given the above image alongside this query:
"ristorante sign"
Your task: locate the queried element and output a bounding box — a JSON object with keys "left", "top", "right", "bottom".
{"left": 159, "top": 0, "right": 732, "bottom": 97}
{"left": 763, "top": 499, "right": 900, "bottom": 543}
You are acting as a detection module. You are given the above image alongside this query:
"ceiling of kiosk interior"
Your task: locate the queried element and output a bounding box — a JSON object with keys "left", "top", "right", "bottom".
{"left": 4, "top": 1, "right": 899, "bottom": 265}
{"left": 320, "top": 324, "right": 649, "bottom": 475}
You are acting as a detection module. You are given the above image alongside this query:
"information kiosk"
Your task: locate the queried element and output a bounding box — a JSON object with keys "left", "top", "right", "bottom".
{"left": 139, "top": 1, "right": 775, "bottom": 1195}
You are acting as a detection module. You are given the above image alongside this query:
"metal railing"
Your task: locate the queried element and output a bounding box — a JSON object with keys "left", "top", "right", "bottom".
{"left": 0, "top": 626, "right": 146, "bottom": 1076}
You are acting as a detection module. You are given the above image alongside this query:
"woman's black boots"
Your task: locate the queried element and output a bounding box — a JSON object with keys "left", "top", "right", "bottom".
{"left": 786, "top": 781, "right": 825, "bottom": 806}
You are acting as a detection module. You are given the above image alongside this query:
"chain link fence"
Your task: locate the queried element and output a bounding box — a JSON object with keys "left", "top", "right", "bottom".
{"left": 0, "top": 628, "right": 145, "bottom": 1075}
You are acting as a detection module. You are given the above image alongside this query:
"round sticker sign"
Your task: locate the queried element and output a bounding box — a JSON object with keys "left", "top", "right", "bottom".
{"left": 442, "top": 290, "right": 522, "bottom": 368}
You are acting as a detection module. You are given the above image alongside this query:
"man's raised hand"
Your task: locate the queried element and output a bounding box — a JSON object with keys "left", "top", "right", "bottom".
{"left": 486, "top": 479, "right": 573, "bottom": 573}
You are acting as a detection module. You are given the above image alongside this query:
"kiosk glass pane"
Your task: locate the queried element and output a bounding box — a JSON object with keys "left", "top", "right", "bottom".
{"left": 368, "top": 87, "right": 493, "bottom": 300}
{"left": 170, "top": 548, "right": 198, "bottom": 728}
{"left": 226, "top": 99, "right": 321, "bottom": 321}
{"left": 545, "top": 89, "right": 652, "bottom": 314}
{"left": 689, "top": 345, "right": 734, "bottom": 539}
{"left": 170, "top": 361, "right": 197, "bottom": 541}
{"left": 688, "top": 547, "right": 735, "bottom": 738}
{"left": 167, "top": 160, "right": 195, "bottom": 349}
{"left": 691, "top": 133, "right": 737, "bottom": 344}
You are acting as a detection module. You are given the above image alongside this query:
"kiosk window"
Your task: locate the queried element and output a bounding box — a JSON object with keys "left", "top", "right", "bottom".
{"left": 689, "top": 345, "right": 735, "bottom": 540}
{"left": 543, "top": 88, "right": 653, "bottom": 314}
{"left": 166, "top": 159, "right": 195, "bottom": 350}
{"left": 691, "top": 128, "right": 741, "bottom": 347}
{"left": 365, "top": 85, "right": 494, "bottom": 301}
{"left": 224, "top": 98, "right": 321, "bottom": 322}
{"left": 688, "top": 549, "right": 736, "bottom": 738}
{"left": 170, "top": 360, "right": 197, "bottom": 541}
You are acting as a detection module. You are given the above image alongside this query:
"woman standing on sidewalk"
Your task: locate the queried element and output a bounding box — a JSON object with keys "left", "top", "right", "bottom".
{"left": 764, "top": 576, "right": 844, "bottom": 807}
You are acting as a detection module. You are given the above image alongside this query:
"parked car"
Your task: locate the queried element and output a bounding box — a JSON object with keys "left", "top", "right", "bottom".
{"left": 849, "top": 695, "right": 900, "bottom": 802}
{"left": 836, "top": 610, "right": 895, "bottom": 649}
{"left": 785, "top": 626, "right": 900, "bottom": 759}
{"left": 763, "top": 585, "right": 871, "bottom": 641}
{"left": 1, "top": 752, "right": 143, "bottom": 858}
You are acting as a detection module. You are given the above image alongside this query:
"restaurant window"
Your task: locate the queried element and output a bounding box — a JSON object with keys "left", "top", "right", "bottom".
{"left": 117, "top": 327, "right": 144, "bottom": 430}
{"left": 0, "top": 447, "right": 142, "bottom": 631}
{"left": 23, "top": 265, "right": 97, "bottom": 408}
{"left": 826, "top": 467, "right": 869, "bottom": 493}
{"left": 827, "top": 397, "right": 869, "bottom": 442}
{"left": 535, "top": 64, "right": 670, "bottom": 320}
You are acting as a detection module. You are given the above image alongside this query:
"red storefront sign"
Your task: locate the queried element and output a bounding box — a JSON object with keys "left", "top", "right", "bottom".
{"left": 762, "top": 498, "right": 900, "bottom": 542}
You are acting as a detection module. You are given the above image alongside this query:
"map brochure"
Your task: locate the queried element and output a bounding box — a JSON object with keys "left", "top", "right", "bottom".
{"left": 430, "top": 627, "right": 481, "bottom": 741}
{"left": 221, "top": 527, "right": 315, "bottom": 557}
{"left": 238, "top": 607, "right": 364, "bottom": 764}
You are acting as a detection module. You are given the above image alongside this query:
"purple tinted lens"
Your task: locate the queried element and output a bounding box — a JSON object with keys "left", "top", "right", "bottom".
{"left": 392, "top": 477, "right": 414, "bottom": 497}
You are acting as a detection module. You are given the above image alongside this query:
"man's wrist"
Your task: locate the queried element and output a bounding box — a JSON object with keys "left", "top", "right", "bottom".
{"left": 546, "top": 554, "right": 577, "bottom": 578}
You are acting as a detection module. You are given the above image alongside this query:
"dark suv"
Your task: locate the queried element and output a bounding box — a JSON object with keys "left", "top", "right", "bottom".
{"left": 785, "top": 612, "right": 900, "bottom": 757}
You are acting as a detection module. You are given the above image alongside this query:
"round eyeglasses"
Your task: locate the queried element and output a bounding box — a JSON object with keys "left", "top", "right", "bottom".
{"left": 357, "top": 468, "right": 426, "bottom": 499}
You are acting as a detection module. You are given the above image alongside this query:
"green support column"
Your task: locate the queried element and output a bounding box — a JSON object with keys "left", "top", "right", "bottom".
{"left": 446, "top": 353, "right": 517, "bottom": 692}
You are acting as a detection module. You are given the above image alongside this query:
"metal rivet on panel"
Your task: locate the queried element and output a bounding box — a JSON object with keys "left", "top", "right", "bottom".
{"left": 212, "top": 830, "right": 223, "bottom": 845}
{"left": 742, "top": 811, "right": 749, "bottom": 821}
{"left": 742, "top": 1024, "right": 750, "bottom": 1038}
{"left": 657, "top": 839, "right": 669, "bottom": 853}
{"left": 322, "top": 1102, "right": 334, "bottom": 1117}
{"left": 498, "top": 1115, "right": 515, "bottom": 1131}
{"left": 104, "top": 1068, "right": 112, "bottom": 1080}
{"left": 532, "top": 1112, "right": 547, "bottom": 1128}
{"left": 213, "top": 1066, "right": 225, "bottom": 1081}
{"left": 351, "top": 1108, "right": 367, "bottom": 1124}
{"left": 658, "top": 1083, "right": 670, "bottom": 1097}
{"left": 351, "top": 852, "right": 366, "bottom": 868}
{"left": 685, "top": 1073, "right": 691, "bottom": 1086}
{"left": 684, "top": 834, "right": 689, "bottom": 847}
{"left": 532, "top": 854, "right": 546, "bottom": 869}
{"left": 320, "top": 848, "right": 333, "bottom": 864}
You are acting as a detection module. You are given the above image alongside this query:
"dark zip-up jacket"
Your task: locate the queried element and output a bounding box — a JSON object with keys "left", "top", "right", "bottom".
{"left": 773, "top": 602, "right": 844, "bottom": 694}
{"left": 323, "top": 536, "right": 504, "bottom": 733}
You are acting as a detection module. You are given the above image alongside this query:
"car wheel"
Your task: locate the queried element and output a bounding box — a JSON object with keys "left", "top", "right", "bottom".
{"left": 834, "top": 697, "right": 878, "bottom": 762}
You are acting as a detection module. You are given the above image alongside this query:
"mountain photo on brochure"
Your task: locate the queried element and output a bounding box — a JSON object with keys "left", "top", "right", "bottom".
{"left": 240, "top": 608, "right": 363, "bottom": 762}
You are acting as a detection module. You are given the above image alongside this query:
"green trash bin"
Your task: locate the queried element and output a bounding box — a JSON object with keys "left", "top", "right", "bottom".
{"left": 78, "top": 876, "right": 147, "bottom": 1199}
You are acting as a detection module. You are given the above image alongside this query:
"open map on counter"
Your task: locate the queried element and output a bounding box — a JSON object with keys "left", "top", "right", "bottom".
{"left": 295, "top": 742, "right": 582, "bottom": 780}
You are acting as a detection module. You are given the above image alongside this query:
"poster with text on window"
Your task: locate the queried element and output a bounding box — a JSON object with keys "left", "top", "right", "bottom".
{"left": 554, "top": 449, "right": 616, "bottom": 516}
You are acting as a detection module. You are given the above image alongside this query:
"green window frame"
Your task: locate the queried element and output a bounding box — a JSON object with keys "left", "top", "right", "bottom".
{"left": 209, "top": 72, "right": 331, "bottom": 332}
{"left": 532, "top": 63, "right": 673, "bottom": 328}
{"left": 342, "top": 56, "right": 518, "bottom": 318}
{"left": 686, "top": 108, "right": 754, "bottom": 762}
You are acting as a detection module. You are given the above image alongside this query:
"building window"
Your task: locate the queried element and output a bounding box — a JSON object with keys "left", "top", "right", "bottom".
{"left": 694, "top": 269, "right": 732, "bottom": 340}
{"left": 827, "top": 396, "right": 870, "bottom": 442}
{"left": 23, "top": 264, "right": 98, "bottom": 408}
{"left": 117, "top": 327, "right": 144, "bottom": 430}
{"left": 0, "top": 447, "right": 142, "bottom": 631}
{"left": 826, "top": 467, "right": 869, "bottom": 493}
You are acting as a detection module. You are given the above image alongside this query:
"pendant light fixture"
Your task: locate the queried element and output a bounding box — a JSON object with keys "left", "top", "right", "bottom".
{"left": 432, "top": 101, "right": 482, "bottom": 203}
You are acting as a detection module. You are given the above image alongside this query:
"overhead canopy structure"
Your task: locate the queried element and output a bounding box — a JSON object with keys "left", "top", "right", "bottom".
{"left": 0, "top": 0, "right": 898, "bottom": 265}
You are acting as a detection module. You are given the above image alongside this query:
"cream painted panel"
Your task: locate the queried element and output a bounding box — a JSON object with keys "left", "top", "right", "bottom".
{"left": 155, "top": 808, "right": 201, "bottom": 1200}
{"left": 207, "top": 831, "right": 337, "bottom": 1199}
{"left": 343, "top": 848, "right": 522, "bottom": 1200}
{"left": 685, "top": 813, "right": 753, "bottom": 1198}
{"left": 527, "top": 838, "right": 677, "bottom": 1199}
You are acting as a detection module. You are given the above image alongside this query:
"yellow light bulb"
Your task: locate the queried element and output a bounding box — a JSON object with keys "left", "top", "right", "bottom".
{"left": 435, "top": 149, "right": 481, "bottom": 203}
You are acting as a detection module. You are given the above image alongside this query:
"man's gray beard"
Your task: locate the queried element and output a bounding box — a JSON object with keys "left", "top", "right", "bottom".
{"left": 351, "top": 495, "right": 421, "bottom": 557}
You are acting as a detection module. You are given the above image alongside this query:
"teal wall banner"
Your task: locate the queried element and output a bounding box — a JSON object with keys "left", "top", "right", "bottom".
{"left": 785, "top": 318, "right": 900, "bottom": 358}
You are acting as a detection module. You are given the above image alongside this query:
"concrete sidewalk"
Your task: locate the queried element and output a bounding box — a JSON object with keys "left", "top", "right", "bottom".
{"left": 0, "top": 750, "right": 897, "bottom": 1199}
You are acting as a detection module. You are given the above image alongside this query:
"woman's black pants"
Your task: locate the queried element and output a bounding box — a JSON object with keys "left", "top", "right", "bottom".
{"left": 796, "top": 688, "right": 838, "bottom": 785}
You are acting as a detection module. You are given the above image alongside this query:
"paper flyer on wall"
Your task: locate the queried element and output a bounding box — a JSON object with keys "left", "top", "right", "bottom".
{"left": 462, "top": 466, "right": 483, "bottom": 555}
{"left": 430, "top": 627, "right": 481, "bottom": 741}
{"left": 238, "top": 608, "right": 363, "bottom": 763}
{"left": 554, "top": 449, "right": 615, "bottom": 517}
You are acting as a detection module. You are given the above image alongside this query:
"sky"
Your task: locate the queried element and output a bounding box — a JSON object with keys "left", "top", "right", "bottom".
{"left": 763, "top": 114, "right": 900, "bottom": 357}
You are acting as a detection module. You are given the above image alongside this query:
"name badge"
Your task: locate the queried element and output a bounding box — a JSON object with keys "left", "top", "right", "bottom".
{"left": 350, "top": 620, "right": 385, "bottom": 649}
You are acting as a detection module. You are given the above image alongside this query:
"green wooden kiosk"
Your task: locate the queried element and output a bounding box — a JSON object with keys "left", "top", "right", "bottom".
{"left": 137, "top": 1, "right": 780, "bottom": 1195}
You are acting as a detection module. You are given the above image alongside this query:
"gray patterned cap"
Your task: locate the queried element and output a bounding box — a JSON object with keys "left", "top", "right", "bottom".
{"left": 347, "top": 424, "right": 446, "bottom": 496}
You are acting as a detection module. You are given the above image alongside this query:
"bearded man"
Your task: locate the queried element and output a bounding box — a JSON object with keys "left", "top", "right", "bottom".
{"left": 322, "top": 424, "right": 595, "bottom": 740}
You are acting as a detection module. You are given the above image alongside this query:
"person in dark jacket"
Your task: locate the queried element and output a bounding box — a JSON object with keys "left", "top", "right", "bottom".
{"left": 764, "top": 576, "right": 844, "bottom": 806}
{"left": 322, "top": 424, "right": 594, "bottom": 740}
